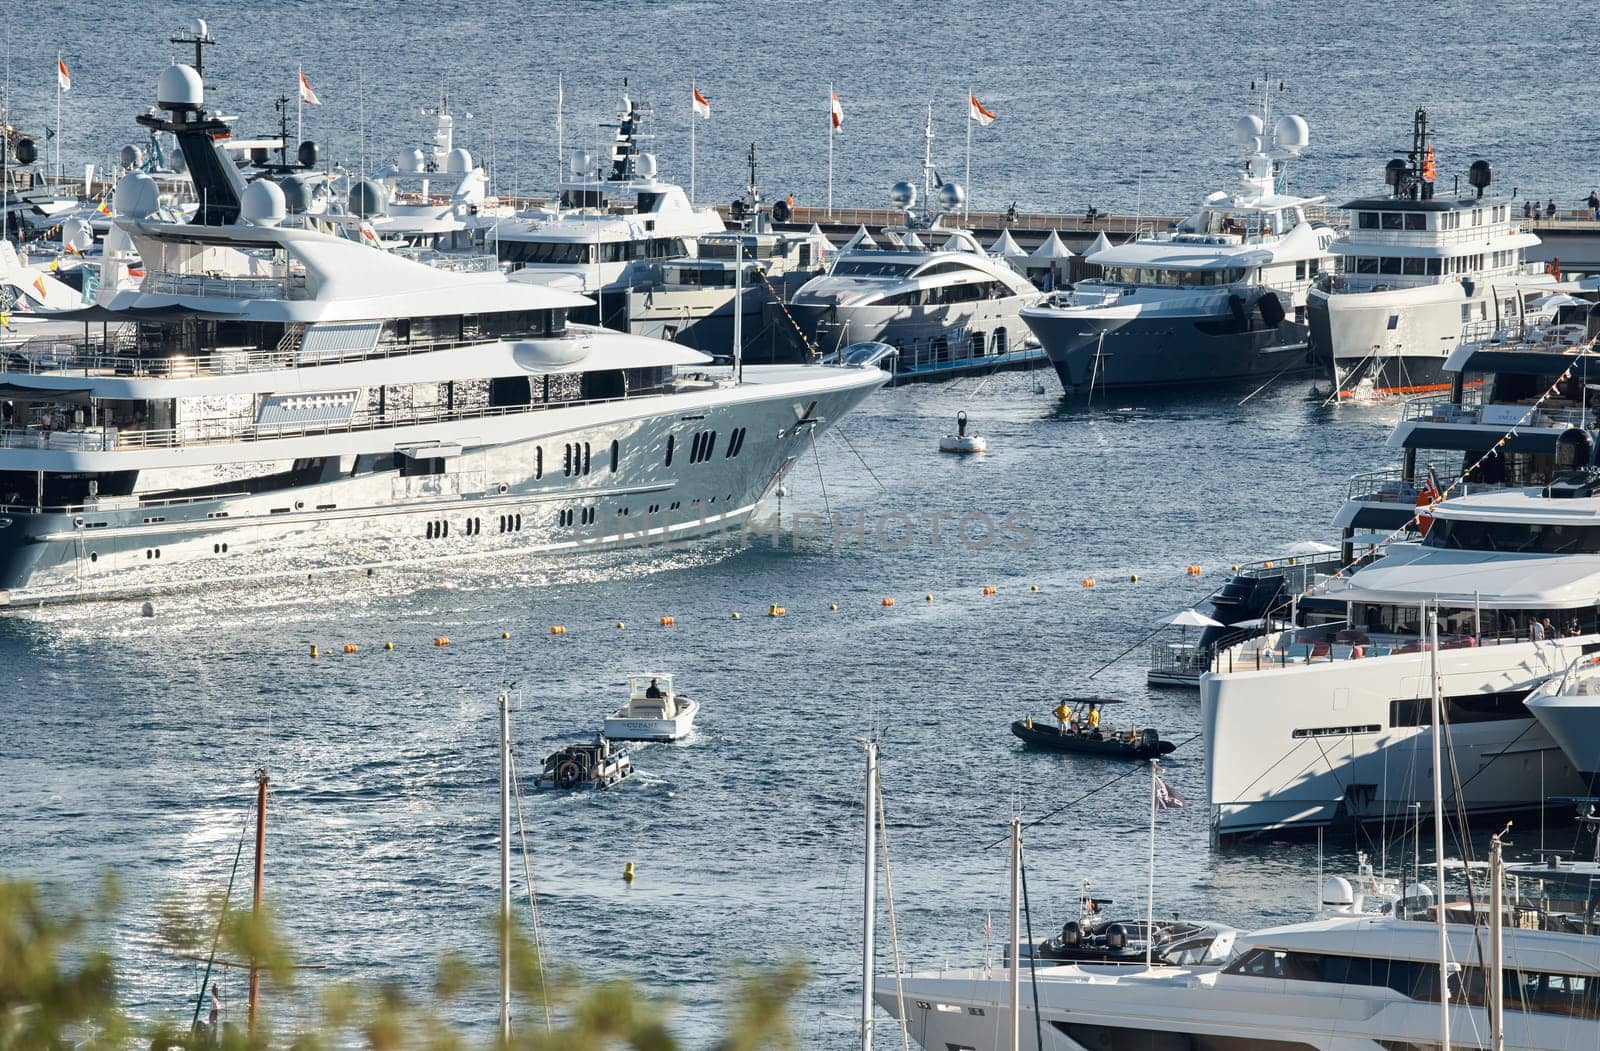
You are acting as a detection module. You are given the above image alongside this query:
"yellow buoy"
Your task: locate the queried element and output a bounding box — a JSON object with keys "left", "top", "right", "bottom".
{"left": 309, "top": 644, "right": 319, "bottom": 658}
{"left": 1082, "top": 578, "right": 1096, "bottom": 588}
{"left": 829, "top": 602, "right": 838, "bottom": 611}
{"left": 925, "top": 593, "right": 934, "bottom": 603}
{"left": 1130, "top": 574, "right": 1139, "bottom": 583}
{"left": 501, "top": 631, "right": 511, "bottom": 640}
{"left": 384, "top": 641, "right": 394, "bottom": 651}
{"left": 1030, "top": 584, "right": 1039, "bottom": 592}
{"left": 550, "top": 625, "right": 566, "bottom": 635}
{"left": 768, "top": 605, "right": 785, "bottom": 617}
{"left": 343, "top": 643, "right": 359, "bottom": 654}
{"left": 616, "top": 621, "right": 626, "bottom": 629}
{"left": 623, "top": 861, "right": 636, "bottom": 883}
{"left": 882, "top": 597, "right": 896, "bottom": 607}
{"left": 434, "top": 636, "right": 450, "bottom": 647}
{"left": 1232, "top": 564, "right": 1241, "bottom": 572}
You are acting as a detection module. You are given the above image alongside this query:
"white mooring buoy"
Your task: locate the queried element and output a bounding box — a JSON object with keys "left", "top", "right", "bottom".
{"left": 939, "top": 410, "right": 987, "bottom": 454}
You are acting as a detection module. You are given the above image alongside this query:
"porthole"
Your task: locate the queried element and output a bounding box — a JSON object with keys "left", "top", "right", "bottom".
{"left": 213, "top": 544, "right": 221, "bottom": 554}
{"left": 222, "top": 543, "right": 228, "bottom": 553}
{"left": 154, "top": 549, "right": 161, "bottom": 559}
{"left": 146, "top": 550, "right": 152, "bottom": 559}
{"left": 89, "top": 552, "right": 98, "bottom": 563}
{"left": 498, "top": 482, "right": 509, "bottom": 495}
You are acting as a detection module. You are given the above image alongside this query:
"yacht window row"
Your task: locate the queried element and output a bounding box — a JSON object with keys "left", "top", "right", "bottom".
{"left": 1223, "top": 946, "right": 1599, "bottom": 1018}
{"left": 1354, "top": 205, "right": 1507, "bottom": 231}
{"left": 1423, "top": 518, "right": 1600, "bottom": 554}
{"left": 1100, "top": 266, "right": 1252, "bottom": 287}
{"left": 1341, "top": 251, "right": 1514, "bottom": 277}
{"left": 497, "top": 236, "right": 688, "bottom": 266}
{"left": 830, "top": 259, "right": 919, "bottom": 278}
{"left": 876, "top": 280, "right": 1013, "bottom": 307}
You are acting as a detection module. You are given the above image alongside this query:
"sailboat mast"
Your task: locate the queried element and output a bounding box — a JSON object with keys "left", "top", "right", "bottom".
{"left": 1489, "top": 828, "right": 1506, "bottom": 1051}
{"left": 499, "top": 690, "right": 513, "bottom": 1040}
{"left": 248, "top": 768, "right": 268, "bottom": 1035}
{"left": 1428, "top": 609, "right": 1451, "bottom": 1050}
{"left": 860, "top": 738, "right": 878, "bottom": 1051}
{"left": 1008, "top": 818, "right": 1021, "bottom": 1051}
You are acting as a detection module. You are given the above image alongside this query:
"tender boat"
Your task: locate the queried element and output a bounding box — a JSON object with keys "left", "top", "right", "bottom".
{"left": 536, "top": 734, "right": 633, "bottom": 790}
{"left": 1027, "top": 890, "right": 1237, "bottom": 966}
{"left": 1011, "top": 698, "right": 1175, "bottom": 759}
{"left": 602, "top": 673, "right": 700, "bottom": 742}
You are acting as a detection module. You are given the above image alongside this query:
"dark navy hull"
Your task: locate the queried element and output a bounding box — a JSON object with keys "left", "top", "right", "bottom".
{"left": 1026, "top": 310, "right": 1313, "bottom": 394}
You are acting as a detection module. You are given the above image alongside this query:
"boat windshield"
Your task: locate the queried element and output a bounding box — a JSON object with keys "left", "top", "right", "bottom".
{"left": 830, "top": 259, "right": 918, "bottom": 278}
{"left": 499, "top": 241, "right": 596, "bottom": 265}
{"left": 1422, "top": 519, "right": 1600, "bottom": 555}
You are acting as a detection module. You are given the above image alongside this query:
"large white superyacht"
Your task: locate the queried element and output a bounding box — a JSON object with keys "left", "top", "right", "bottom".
{"left": 0, "top": 67, "right": 886, "bottom": 608}
{"left": 1307, "top": 107, "right": 1559, "bottom": 399}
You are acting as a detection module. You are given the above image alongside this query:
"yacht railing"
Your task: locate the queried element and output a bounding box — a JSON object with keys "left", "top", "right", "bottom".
{"left": 1401, "top": 388, "right": 1592, "bottom": 430}
{"left": 141, "top": 271, "right": 310, "bottom": 299}
{"left": 1345, "top": 466, "right": 1422, "bottom": 505}
{"left": 0, "top": 330, "right": 568, "bottom": 379}
{"left": 0, "top": 380, "right": 688, "bottom": 454}
{"left": 0, "top": 489, "right": 251, "bottom": 517}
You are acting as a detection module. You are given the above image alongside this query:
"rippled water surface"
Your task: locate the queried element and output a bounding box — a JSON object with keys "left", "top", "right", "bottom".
{"left": 6, "top": 2, "right": 1597, "bottom": 1045}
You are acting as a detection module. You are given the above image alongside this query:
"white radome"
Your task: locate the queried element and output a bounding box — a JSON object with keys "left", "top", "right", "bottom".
{"left": 240, "top": 180, "right": 287, "bottom": 226}
{"left": 157, "top": 64, "right": 204, "bottom": 110}
{"left": 112, "top": 172, "right": 162, "bottom": 219}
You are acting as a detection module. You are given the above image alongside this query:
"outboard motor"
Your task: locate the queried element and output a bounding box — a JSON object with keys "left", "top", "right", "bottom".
{"left": 1060, "top": 921, "right": 1080, "bottom": 946}
{"left": 1554, "top": 427, "right": 1595, "bottom": 473}
{"left": 1141, "top": 728, "right": 1160, "bottom": 749}
{"left": 1105, "top": 924, "right": 1127, "bottom": 950}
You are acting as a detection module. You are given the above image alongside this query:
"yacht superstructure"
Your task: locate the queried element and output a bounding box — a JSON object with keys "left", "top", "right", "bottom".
{"left": 879, "top": 915, "right": 1600, "bottom": 1050}
{"left": 1308, "top": 107, "right": 1559, "bottom": 399}
{"left": 1021, "top": 97, "right": 1335, "bottom": 394}
{"left": 489, "top": 89, "right": 723, "bottom": 327}
{"left": 0, "top": 67, "right": 886, "bottom": 608}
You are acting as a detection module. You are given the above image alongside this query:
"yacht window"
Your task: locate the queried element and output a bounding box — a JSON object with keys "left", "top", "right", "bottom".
{"left": 1379, "top": 257, "right": 1402, "bottom": 275}
{"left": 1355, "top": 257, "right": 1379, "bottom": 275}
{"left": 499, "top": 240, "right": 595, "bottom": 265}
{"left": 1426, "top": 258, "right": 1442, "bottom": 276}
{"left": 664, "top": 434, "right": 675, "bottom": 467}
{"left": 1381, "top": 213, "right": 1404, "bottom": 230}
{"left": 1402, "top": 257, "right": 1425, "bottom": 276}
{"left": 1389, "top": 690, "right": 1533, "bottom": 728}
{"left": 1404, "top": 213, "right": 1427, "bottom": 230}
{"left": 1358, "top": 212, "right": 1380, "bottom": 230}
{"left": 1295, "top": 261, "right": 1307, "bottom": 280}
{"left": 1425, "top": 519, "right": 1600, "bottom": 554}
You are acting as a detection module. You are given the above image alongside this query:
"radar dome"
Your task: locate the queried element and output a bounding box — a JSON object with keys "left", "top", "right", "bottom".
{"left": 347, "top": 177, "right": 389, "bottom": 218}
{"left": 240, "top": 179, "right": 287, "bottom": 226}
{"left": 889, "top": 181, "right": 917, "bottom": 209}
{"left": 112, "top": 172, "right": 162, "bottom": 219}
{"left": 157, "top": 64, "right": 204, "bottom": 111}
{"left": 937, "top": 182, "right": 964, "bottom": 210}
{"left": 1274, "top": 114, "right": 1309, "bottom": 152}
{"left": 280, "top": 174, "right": 315, "bottom": 215}
{"left": 444, "top": 148, "right": 473, "bottom": 174}
{"left": 1320, "top": 875, "right": 1354, "bottom": 908}
{"left": 1231, "top": 114, "right": 1264, "bottom": 148}
{"left": 188, "top": 17, "right": 209, "bottom": 38}
{"left": 297, "top": 141, "right": 319, "bottom": 169}
{"left": 399, "top": 147, "right": 425, "bottom": 173}
{"left": 637, "top": 153, "right": 658, "bottom": 179}
{"left": 13, "top": 138, "right": 37, "bottom": 166}
{"left": 118, "top": 145, "right": 145, "bottom": 170}
{"left": 1469, "top": 159, "right": 1493, "bottom": 190}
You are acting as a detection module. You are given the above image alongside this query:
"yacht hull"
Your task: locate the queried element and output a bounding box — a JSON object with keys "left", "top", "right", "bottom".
{"left": 1202, "top": 638, "right": 1590, "bottom": 839}
{"left": 1024, "top": 308, "right": 1313, "bottom": 393}
{"left": 0, "top": 367, "right": 884, "bottom": 607}
{"left": 788, "top": 298, "right": 1043, "bottom": 384}
{"left": 1525, "top": 693, "right": 1600, "bottom": 790}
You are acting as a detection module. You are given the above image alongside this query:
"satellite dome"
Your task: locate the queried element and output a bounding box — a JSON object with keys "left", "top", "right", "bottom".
{"left": 65, "top": 218, "right": 94, "bottom": 252}
{"left": 280, "top": 174, "right": 315, "bottom": 215}
{"left": 347, "top": 177, "right": 389, "bottom": 218}
{"left": 1320, "top": 875, "right": 1354, "bottom": 908}
{"left": 889, "top": 181, "right": 917, "bottom": 209}
{"left": 444, "top": 147, "right": 473, "bottom": 174}
{"left": 240, "top": 179, "right": 287, "bottom": 226}
{"left": 399, "top": 147, "right": 426, "bottom": 173}
{"left": 118, "top": 144, "right": 145, "bottom": 170}
{"left": 112, "top": 172, "right": 162, "bottom": 219}
{"left": 1231, "top": 114, "right": 1264, "bottom": 148}
{"left": 637, "top": 153, "right": 658, "bottom": 179}
{"left": 1274, "top": 114, "right": 1309, "bottom": 152}
{"left": 937, "top": 182, "right": 964, "bottom": 210}
{"left": 189, "top": 17, "right": 209, "bottom": 37}
{"left": 297, "top": 141, "right": 319, "bottom": 169}
{"left": 157, "top": 64, "right": 204, "bottom": 111}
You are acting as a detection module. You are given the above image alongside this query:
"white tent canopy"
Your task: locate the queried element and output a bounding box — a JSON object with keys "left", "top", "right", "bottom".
{"left": 1030, "top": 230, "right": 1074, "bottom": 259}
{"left": 807, "top": 223, "right": 834, "bottom": 251}
{"left": 901, "top": 231, "right": 926, "bottom": 250}
{"left": 1085, "top": 231, "right": 1113, "bottom": 257}
{"left": 841, "top": 225, "right": 876, "bottom": 251}
{"left": 989, "top": 229, "right": 1025, "bottom": 257}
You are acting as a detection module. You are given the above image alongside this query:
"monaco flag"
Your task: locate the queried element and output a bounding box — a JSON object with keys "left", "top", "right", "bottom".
{"left": 299, "top": 69, "right": 321, "bottom": 106}
{"left": 692, "top": 85, "right": 710, "bottom": 119}
{"left": 57, "top": 57, "right": 71, "bottom": 93}
{"left": 969, "top": 93, "right": 996, "bottom": 127}
{"left": 830, "top": 89, "right": 843, "bottom": 132}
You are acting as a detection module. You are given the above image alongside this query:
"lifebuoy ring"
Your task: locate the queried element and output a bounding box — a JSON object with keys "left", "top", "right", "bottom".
{"left": 556, "top": 760, "right": 582, "bottom": 789}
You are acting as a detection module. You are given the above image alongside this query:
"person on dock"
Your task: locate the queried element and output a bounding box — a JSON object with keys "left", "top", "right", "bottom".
{"left": 1587, "top": 190, "right": 1599, "bottom": 219}
{"left": 1085, "top": 204, "right": 1099, "bottom": 225}
{"left": 1005, "top": 202, "right": 1018, "bottom": 225}
{"left": 1546, "top": 198, "right": 1557, "bottom": 219}
{"left": 1523, "top": 199, "right": 1534, "bottom": 219}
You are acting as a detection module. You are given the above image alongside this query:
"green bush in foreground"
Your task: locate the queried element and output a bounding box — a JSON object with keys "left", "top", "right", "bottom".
{"left": 0, "top": 877, "right": 806, "bottom": 1050}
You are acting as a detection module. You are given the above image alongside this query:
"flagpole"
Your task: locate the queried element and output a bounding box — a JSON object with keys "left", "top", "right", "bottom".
{"left": 296, "top": 64, "right": 303, "bottom": 149}
{"left": 964, "top": 86, "right": 972, "bottom": 221}
{"left": 826, "top": 82, "right": 834, "bottom": 219}
{"left": 55, "top": 51, "right": 63, "bottom": 183}
{"left": 689, "top": 80, "right": 696, "bottom": 206}
{"left": 555, "top": 72, "right": 564, "bottom": 217}
{"left": 1146, "top": 759, "right": 1157, "bottom": 967}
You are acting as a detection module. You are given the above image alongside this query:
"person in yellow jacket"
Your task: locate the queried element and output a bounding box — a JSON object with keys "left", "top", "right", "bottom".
{"left": 1088, "top": 703, "right": 1102, "bottom": 733}
{"left": 1053, "top": 699, "right": 1072, "bottom": 733}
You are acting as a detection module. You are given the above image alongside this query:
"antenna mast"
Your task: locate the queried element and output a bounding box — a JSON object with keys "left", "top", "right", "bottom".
{"left": 170, "top": 20, "right": 217, "bottom": 83}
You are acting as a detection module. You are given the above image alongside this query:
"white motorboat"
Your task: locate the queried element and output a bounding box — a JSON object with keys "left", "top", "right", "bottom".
{"left": 602, "top": 673, "right": 699, "bottom": 742}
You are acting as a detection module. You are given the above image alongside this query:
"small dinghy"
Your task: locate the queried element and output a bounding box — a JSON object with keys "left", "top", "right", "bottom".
{"left": 603, "top": 673, "right": 700, "bottom": 742}
{"left": 1012, "top": 698, "right": 1175, "bottom": 760}
{"left": 939, "top": 410, "right": 987, "bottom": 454}
{"left": 1024, "top": 892, "right": 1237, "bottom": 966}
{"left": 536, "top": 734, "right": 633, "bottom": 790}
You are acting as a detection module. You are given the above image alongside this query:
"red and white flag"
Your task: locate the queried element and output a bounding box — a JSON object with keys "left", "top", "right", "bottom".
{"left": 299, "top": 69, "right": 321, "bottom": 106}
{"left": 57, "top": 57, "right": 71, "bottom": 93}
{"left": 1154, "top": 775, "right": 1189, "bottom": 811}
{"left": 969, "top": 93, "right": 996, "bottom": 127}
{"left": 692, "top": 84, "right": 710, "bottom": 120}
{"left": 830, "top": 89, "right": 843, "bottom": 132}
